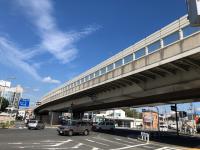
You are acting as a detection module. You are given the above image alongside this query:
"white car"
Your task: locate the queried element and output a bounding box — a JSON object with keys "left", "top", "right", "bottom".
{"left": 95, "top": 121, "right": 115, "bottom": 131}
{"left": 159, "top": 125, "right": 168, "bottom": 131}
{"left": 169, "top": 124, "right": 177, "bottom": 130}
{"left": 27, "top": 120, "right": 45, "bottom": 130}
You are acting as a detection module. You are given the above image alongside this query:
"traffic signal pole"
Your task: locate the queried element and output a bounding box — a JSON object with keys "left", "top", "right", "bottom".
{"left": 175, "top": 104, "right": 179, "bottom": 136}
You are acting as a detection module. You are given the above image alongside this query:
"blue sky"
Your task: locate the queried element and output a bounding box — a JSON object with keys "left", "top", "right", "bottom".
{"left": 0, "top": 0, "right": 199, "bottom": 112}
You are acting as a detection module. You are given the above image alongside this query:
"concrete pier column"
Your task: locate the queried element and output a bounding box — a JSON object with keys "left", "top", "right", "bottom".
{"left": 72, "top": 111, "right": 84, "bottom": 120}
{"left": 49, "top": 111, "right": 61, "bottom": 125}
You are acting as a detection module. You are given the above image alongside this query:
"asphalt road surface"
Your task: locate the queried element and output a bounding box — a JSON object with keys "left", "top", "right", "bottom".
{"left": 0, "top": 128, "right": 185, "bottom": 150}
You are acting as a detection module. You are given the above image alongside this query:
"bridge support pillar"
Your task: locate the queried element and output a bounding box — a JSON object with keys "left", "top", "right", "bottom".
{"left": 72, "top": 111, "right": 84, "bottom": 120}
{"left": 49, "top": 111, "right": 61, "bottom": 126}
{"left": 40, "top": 114, "right": 49, "bottom": 124}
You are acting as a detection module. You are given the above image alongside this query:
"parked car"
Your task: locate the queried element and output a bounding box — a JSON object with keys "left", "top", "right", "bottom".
{"left": 196, "top": 124, "right": 200, "bottom": 133}
{"left": 169, "top": 123, "right": 177, "bottom": 130}
{"left": 57, "top": 120, "right": 92, "bottom": 136}
{"left": 94, "top": 121, "right": 115, "bottom": 131}
{"left": 159, "top": 125, "right": 168, "bottom": 131}
{"left": 27, "top": 120, "right": 45, "bottom": 130}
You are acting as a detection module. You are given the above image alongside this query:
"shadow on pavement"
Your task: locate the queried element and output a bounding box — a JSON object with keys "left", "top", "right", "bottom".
{"left": 94, "top": 129, "right": 200, "bottom": 148}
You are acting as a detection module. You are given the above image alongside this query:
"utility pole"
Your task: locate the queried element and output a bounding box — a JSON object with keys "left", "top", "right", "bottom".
{"left": 175, "top": 104, "right": 179, "bottom": 136}
{"left": 190, "top": 103, "right": 195, "bottom": 133}
{"left": 171, "top": 104, "right": 179, "bottom": 135}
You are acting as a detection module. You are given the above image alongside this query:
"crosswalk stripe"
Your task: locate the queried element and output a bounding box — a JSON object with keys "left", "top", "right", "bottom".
{"left": 155, "top": 147, "right": 182, "bottom": 150}
{"left": 86, "top": 139, "right": 110, "bottom": 146}
{"left": 71, "top": 143, "right": 84, "bottom": 148}
{"left": 110, "top": 143, "right": 148, "bottom": 150}
{"left": 49, "top": 139, "right": 73, "bottom": 147}
{"left": 92, "top": 137, "right": 129, "bottom": 146}
{"left": 114, "top": 138, "right": 134, "bottom": 144}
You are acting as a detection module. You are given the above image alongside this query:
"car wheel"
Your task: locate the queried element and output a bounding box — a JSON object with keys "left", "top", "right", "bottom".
{"left": 83, "top": 129, "right": 89, "bottom": 136}
{"left": 68, "top": 130, "right": 73, "bottom": 136}
{"left": 58, "top": 132, "right": 63, "bottom": 136}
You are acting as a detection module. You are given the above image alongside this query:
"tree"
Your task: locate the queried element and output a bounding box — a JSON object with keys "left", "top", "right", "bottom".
{"left": 0, "top": 97, "right": 9, "bottom": 112}
{"left": 122, "top": 107, "right": 143, "bottom": 119}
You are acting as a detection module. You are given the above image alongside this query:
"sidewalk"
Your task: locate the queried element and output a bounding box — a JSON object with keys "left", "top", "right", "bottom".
{"left": 114, "top": 128, "right": 200, "bottom": 149}
{"left": 45, "top": 125, "right": 59, "bottom": 129}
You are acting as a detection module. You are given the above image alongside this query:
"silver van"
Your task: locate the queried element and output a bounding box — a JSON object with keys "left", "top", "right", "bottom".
{"left": 57, "top": 120, "right": 92, "bottom": 136}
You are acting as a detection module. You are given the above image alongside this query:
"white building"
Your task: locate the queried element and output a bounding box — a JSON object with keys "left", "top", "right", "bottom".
{"left": 84, "top": 109, "right": 142, "bottom": 128}
{"left": 0, "top": 80, "right": 23, "bottom": 108}
{"left": 98, "top": 109, "right": 126, "bottom": 118}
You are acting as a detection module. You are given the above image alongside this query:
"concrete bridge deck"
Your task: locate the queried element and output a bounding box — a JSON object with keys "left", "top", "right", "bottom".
{"left": 35, "top": 15, "right": 200, "bottom": 114}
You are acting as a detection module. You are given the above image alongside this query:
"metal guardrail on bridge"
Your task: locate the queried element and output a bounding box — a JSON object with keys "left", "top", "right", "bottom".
{"left": 38, "top": 15, "right": 200, "bottom": 107}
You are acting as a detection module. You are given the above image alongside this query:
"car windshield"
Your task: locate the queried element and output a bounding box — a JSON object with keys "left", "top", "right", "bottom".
{"left": 71, "top": 121, "right": 78, "bottom": 126}
{"left": 61, "top": 120, "right": 70, "bottom": 126}
{"left": 29, "top": 120, "right": 37, "bottom": 123}
{"left": 61, "top": 120, "right": 78, "bottom": 126}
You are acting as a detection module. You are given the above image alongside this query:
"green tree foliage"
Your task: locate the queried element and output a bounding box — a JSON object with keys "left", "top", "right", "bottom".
{"left": 0, "top": 97, "right": 9, "bottom": 112}
{"left": 122, "top": 107, "right": 142, "bottom": 119}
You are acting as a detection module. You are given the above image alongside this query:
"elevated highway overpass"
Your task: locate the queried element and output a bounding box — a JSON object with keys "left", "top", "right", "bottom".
{"left": 35, "top": 15, "right": 200, "bottom": 123}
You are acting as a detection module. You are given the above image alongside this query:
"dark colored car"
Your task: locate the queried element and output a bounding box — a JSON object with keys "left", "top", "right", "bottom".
{"left": 57, "top": 120, "right": 92, "bottom": 136}
{"left": 197, "top": 124, "right": 200, "bottom": 133}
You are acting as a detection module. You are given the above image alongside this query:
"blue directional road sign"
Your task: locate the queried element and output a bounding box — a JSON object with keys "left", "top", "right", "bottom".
{"left": 19, "top": 99, "right": 30, "bottom": 108}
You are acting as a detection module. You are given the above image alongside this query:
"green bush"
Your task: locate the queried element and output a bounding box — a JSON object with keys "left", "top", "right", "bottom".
{"left": 10, "top": 121, "right": 15, "bottom": 126}
{"left": 0, "top": 122, "right": 4, "bottom": 128}
{"left": 0, "top": 122, "right": 6, "bottom": 128}
{"left": 0, "top": 121, "right": 14, "bottom": 128}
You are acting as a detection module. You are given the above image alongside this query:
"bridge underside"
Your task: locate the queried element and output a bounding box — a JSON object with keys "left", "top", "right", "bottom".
{"left": 35, "top": 52, "right": 200, "bottom": 115}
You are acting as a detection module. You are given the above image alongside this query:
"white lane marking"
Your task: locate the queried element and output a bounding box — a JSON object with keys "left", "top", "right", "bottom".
{"left": 86, "top": 139, "right": 109, "bottom": 146}
{"left": 127, "top": 137, "right": 140, "bottom": 142}
{"left": 42, "top": 148, "right": 69, "bottom": 150}
{"left": 42, "top": 140, "right": 70, "bottom": 143}
{"left": 32, "top": 143, "right": 40, "bottom": 144}
{"left": 92, "top": 148, "right": 99, "bottom": 150}
{"left": 110, "top": 143, "right": 148, "bottom": 150}
{"left": 49, "top": 139, "right": 73, "bottom": 147}
{"left": 155, "top": 147, "right": 182, "bottom": 150}
{"left": 72, "top": 143, "right": 84, "bottom": 148}
{"left": 19, "top": 147, "right": 25, "bottom": 149}
{"left": 114, "top": 138, "right": 134, "bottom": 144}
{"left": 8, "top": 142, "right": 22, "bottom": 144}
{"left": 92, "top": 137, "right": 129, "bottom": 146}
{"left": 79, "top": 142, "right": 101, "bottom": 150}
{"left": 143, "top": 145, "right": 156, "bottom": 149}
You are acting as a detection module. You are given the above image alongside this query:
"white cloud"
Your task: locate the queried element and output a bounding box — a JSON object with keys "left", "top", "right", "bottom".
{"left": 0, "top": 37, "right": 41, "bottom": 80}
{"left": 0, "top": 0, "right": 100, "bottom": 85}
{"left": 42, "top": 76, "right": 60, "bottom": 84}
{"left": 17, "top": 0, "right": 99, "bottom": 64}
{"left": 0, "top": 37, "right": 60, "bottom": 84}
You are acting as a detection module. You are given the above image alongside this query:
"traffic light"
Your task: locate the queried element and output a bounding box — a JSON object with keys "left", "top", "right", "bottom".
{"left": 187, "top": 0, "right": 200, "bottom": 26}
{"left": 179, "top": 111, "right": 187, "bottom": 118}
{"left": 171, "top": 105, "right": 177, "bottom": 111}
